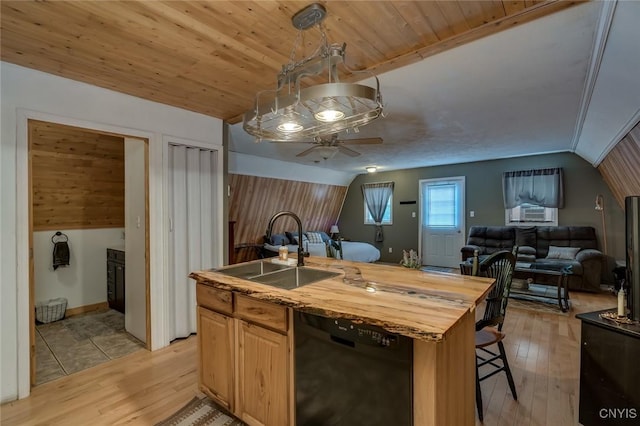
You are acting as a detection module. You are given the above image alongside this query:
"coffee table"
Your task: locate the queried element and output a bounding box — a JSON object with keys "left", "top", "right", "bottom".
{"left": 511, "top": 263, "right": 571, "bottom": 312}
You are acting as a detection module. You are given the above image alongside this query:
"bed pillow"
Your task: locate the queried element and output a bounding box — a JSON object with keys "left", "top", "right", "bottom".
{"left": 269, "top": 233, "right": 290, "bottom": 246}
{"left": 546, "top": 246, "right": 580, "bottom": 260}
{"left": 310, "top": 231, "right": 331, "bottom": 243}
{"left": 306, "top": 232, "right": 324, "bottom": 244}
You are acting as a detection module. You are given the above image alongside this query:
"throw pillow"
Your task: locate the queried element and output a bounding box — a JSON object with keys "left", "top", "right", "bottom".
{"left": 546, "top": 246, "right": 580, "bottom": 260}
{"left": 307, "top": 232, "right": 324, "bottom": 244}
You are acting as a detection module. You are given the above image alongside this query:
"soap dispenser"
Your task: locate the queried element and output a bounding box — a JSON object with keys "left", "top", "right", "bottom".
{"left": 618, "top": 287, "right": 627, "bottom": 317}
{"left": 279, "top": 241, "right": 288, "bottom": 261}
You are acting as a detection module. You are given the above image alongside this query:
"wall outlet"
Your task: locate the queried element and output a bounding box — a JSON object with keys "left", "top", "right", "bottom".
{"left": 412, "top": 211, "right": 416, "bottom": 218}
{"left": 388, "top": 247, "right": 393, "bottom": 253}
{"left": 470, "top": 210, "right": 475, "bottom": 217}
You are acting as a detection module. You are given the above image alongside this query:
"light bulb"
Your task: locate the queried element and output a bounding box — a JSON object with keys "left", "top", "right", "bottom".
{"left": 314, "top": 98, "right": 345, "bottom": 122}
{"left": 277, "top": 107, "right": 304, "bottom": 133}
{"left": 315, "top": 109, "right": 345, "bottom": 122}
{"left": 277, "top": 121, "right": 303, "bottom": 132}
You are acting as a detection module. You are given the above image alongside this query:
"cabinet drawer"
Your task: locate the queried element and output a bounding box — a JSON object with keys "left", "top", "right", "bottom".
{"left": 196, "top": 284, "right": 233, "bottom": 315}
{"left": 235, "top": 294, "right": 288, "bottom": 333}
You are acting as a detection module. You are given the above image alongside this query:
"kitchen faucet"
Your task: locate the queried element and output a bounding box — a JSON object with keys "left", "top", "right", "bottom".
{"left": 266, "top": 211, "right": 307, "bottom": 267}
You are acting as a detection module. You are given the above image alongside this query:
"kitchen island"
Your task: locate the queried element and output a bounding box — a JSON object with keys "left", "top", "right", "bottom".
{"left": 190, "top": 257, "right": 495, "bottom": 426}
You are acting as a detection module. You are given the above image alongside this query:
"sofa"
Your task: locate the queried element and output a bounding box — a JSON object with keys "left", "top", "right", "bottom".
{"left": 461, "top": 226, "right": 603, "bottom": 292}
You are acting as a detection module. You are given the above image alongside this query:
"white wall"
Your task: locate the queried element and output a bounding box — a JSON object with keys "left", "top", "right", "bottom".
{"left": 575, "top": 0, "right": 640, "bottom": 164}
{"left": 1, "top": 62, "right": 224, "bottom": 402}
{"left": 34, "top": 229, "right": 124, "bottom": 309}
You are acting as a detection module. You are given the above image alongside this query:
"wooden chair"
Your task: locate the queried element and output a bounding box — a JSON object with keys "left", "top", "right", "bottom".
{"left": 471, "top": 250, "right": 518, "bottom": 422}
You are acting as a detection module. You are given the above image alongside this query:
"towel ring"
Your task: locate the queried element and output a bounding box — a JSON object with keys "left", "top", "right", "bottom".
{"left": 51, "top": 231, "right": 69, "bottom": 243}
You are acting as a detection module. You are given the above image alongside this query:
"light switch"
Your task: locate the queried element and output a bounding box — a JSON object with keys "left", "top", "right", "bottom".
{"left": 470, "top": 211, "right": 475, "bottom": 217}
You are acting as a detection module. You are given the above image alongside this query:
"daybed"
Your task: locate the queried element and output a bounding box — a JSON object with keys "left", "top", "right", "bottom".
{"left": 460, "top": 226, "right": 603, "bottom": 292}
{"left": 263, "top": 231, "right": 380, "bottom": 263}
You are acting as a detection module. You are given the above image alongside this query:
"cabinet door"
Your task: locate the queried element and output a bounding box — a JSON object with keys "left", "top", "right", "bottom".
{"left": 237, "top": 320, "right": 289, "bottom": 426}
{"left": 198, "top": 306, "right": 234, "bottom": 410}
{"left": 115, "top": 263, "right": 125, "bottom": 313}
{"left": 107, "top": 261, "right": 116, "bottom": 303}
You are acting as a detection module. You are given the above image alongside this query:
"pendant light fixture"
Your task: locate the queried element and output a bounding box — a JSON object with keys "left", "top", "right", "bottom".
{"left": 243, "top": 3, "right": 384, "bottom": 142}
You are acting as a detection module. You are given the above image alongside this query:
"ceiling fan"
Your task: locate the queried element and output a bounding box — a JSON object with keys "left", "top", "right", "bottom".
{"left": 291, "top": 134, "right": 383, "bottom": 159}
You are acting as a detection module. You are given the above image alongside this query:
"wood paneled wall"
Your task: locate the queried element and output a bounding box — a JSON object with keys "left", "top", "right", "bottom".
{"left": 598, "top": 122, "right": 640, "bottom": 208}
{"left": 30, "top": 120, "right": 125, "bottom": 230}
{"left": 229, "top": 174, "right": 347, "bottom": 262}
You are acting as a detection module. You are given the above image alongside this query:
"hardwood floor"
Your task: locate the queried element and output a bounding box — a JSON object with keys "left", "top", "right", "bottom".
{"left": 1, "top": 291, "right": 614, "bottom": 425}
{"left": 1, "top": 336, "right": 199, "bottom": 425}
{"left": 476, "top": 289, "right": 614, "bottom": 426}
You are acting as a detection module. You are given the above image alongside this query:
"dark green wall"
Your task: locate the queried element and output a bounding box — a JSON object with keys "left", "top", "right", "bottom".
{"left": 339, "top": 152, "right": 623, "bottom": 281}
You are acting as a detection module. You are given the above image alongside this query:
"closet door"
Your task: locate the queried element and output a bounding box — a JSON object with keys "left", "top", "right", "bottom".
{"left": 168, "top": 145, "right": 219, "bottom": 340}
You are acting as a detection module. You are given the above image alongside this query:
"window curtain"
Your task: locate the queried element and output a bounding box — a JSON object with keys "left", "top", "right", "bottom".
{"left": 502, "top": 168, "right": 564, "bottom": 209}
{"left": 362, "top": 181, "right": 394, "bottom": 242}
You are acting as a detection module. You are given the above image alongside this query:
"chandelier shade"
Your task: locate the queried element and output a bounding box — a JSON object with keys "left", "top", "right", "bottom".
{"left": 242, "top": 3, "right": 383, "bottom": 142}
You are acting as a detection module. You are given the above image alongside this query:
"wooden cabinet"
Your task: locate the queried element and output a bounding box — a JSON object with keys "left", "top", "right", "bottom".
{"left": 196, "top": 283, "right": 291, "bottom": 426}
{"left": 237, "top": 320, "right": 289, "bottom": 426}
{"left": 198, "top": 306, "right": 234, "bottom": 410}
{"left": 577, "top": 310, "right": 640, "bottom": 425}
{"left": 106, "top": 249, "right": 125, "bottom": 313}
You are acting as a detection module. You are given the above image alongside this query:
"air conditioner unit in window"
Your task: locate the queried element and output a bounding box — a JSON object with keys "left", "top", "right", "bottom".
{"left": 521, "top": 205, "right": 546, "bottom": 222}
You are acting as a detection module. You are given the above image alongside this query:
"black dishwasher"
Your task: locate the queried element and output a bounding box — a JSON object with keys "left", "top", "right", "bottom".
{"left": 295, "top": 312, "right": 413, "bottom": 425}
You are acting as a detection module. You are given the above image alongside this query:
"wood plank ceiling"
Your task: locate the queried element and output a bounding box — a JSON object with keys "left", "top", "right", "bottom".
{"left": 1, "top": 1, "right": 579, "bottom": 124}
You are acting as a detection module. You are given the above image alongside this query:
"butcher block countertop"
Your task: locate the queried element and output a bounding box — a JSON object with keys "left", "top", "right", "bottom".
{"left": 189, "top": 256, "right": 495, "bottom": 342}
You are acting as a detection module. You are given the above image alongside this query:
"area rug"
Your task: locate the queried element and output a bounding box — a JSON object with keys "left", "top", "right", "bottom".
{"left": 156, "top": 397, "right": 245, "bottom": 426}
{"left": 508, "top": 296, "right": 569, "bottom": 315}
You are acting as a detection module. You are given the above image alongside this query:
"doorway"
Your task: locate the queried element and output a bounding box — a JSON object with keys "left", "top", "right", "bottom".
{"left": 419, "top": 177, "right": 466, "bottom": 268}
{"left": 28, "top": 120, "right": 150, "bottom": 386}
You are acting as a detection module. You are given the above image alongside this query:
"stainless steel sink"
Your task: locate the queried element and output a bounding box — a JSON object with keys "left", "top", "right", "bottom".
{"left": 212, "top": 262, "right": 340, "bottom": 290}
{"left": 250, "top": 267, "right": 341, "bottom": 290}
{"left": 211, "top": 261, "right": 290, "bottom": 280}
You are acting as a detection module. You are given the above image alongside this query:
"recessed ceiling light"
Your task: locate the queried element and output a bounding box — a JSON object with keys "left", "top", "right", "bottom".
{"left": 366, "top": 166, "right": 377, "bottom": 173}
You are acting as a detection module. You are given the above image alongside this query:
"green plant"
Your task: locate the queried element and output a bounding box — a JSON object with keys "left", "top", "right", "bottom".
{"left": 400, "top": 249, "right": 421, "bottom": 269}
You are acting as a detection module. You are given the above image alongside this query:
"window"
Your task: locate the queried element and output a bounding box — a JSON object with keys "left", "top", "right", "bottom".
{"left": 505, "top": 203, "right": 558, "bottom": 226}
{"left": 362, "top": 181, "right": 394, "bottom": 242}
{"left": 425, "top": 183, "right": 458, "bottom": 227}
{"left": 502, "top": 167, "right": 562, "bottom": 226}
{"left": 364, "top": 196, "right": 392, "bottom": 225}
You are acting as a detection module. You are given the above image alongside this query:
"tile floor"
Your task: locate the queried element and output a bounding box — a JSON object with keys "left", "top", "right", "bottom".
{"left": 35, "top": 309, "right": 145, "bottom": 385}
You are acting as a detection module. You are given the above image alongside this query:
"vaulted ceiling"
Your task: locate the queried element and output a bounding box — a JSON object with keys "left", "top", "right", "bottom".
{"left": 2, "top": 1, "right": 638, "bottom": 173}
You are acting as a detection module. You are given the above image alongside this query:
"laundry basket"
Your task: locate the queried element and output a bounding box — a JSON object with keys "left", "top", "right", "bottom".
{"left": 35, "top": 298, "right": 67, "bottom": 323}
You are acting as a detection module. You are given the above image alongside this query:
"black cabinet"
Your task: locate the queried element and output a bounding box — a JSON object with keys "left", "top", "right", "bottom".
{"left": 577, "top": 310, "right": 640, "bottom": 425}
{"left": 107, "top": 249, "right": 125, "bottom": 314}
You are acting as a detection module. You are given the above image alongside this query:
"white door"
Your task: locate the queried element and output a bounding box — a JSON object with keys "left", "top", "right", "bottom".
{"left": 124, "top": 138, "right": 147, "bottom": 343}
{"left": 419, "top": 177, "right": 465, "bottom": 268}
